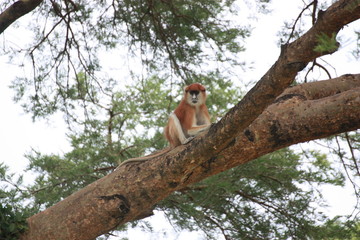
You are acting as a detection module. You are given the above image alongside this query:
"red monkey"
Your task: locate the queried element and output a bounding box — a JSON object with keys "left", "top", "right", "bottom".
{"left": 164, "top": 83, "right": 211, "bottom": 147}
{"left": 118, "top": 83, "right": 211, "bottom": 167}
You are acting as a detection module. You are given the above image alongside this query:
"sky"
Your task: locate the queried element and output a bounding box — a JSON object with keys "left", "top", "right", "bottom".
{"left": 1, "top": 0, "right": 360, "bottom": 239}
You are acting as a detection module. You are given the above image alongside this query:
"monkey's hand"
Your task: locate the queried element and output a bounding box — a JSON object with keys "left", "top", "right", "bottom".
{"left": 187, "top": 124, "right": 211, "bottom": 136}
{"left": 198, "top": 125, "right": 210, "bottom": 132}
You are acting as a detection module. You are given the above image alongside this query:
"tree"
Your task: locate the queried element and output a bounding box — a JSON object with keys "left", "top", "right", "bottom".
{"left": 0, "top": 0, "right": 360, "bottom": 239}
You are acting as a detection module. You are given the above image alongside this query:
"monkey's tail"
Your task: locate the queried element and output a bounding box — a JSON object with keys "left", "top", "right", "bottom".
{"left": 117, "top": 147, "right": 171, "bottom": 168}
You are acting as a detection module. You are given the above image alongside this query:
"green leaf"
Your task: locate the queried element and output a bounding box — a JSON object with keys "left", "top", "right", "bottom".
{"left": 314, "top": 32, "right": 339, "bottom": 53}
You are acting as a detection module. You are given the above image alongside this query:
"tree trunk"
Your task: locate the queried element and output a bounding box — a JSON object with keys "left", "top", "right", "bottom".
{"left": 17, "top": 0, "right": 360, "bottom": 239}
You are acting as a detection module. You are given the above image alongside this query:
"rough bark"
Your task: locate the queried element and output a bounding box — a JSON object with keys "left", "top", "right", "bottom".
{"left": 20, "top": 74, "right": 360, "bottom": 240}
{"left": 0, "top": 0, "right": 43, "bottom": 34}
{"left": 18, "top": 0, "right": 360, "bottom": 239}
{"left": 185, "top": 75, "right": 360, "bottom": 182}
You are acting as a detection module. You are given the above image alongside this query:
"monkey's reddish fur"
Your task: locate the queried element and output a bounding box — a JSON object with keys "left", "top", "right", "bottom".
{"left": 165, "top": 83, "right": 211, "bottom": 148}
{"left": 118, "top": 83, "right": 210, "bottom": 167}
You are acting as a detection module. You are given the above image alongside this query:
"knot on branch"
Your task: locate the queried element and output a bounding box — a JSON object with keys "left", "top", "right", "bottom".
{"left": 269, "top": 120, "right": 294, "bottom": 148}
{"left": 97, "top": 194, "right": 130, "bottom": 220}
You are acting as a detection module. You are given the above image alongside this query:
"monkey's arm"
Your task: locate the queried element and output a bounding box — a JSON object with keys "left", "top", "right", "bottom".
{"left": 187, "top": 124, "right": 210, "bottom": 136}
{"left": 168, "top": 113, "right": 189, "bottom": 144}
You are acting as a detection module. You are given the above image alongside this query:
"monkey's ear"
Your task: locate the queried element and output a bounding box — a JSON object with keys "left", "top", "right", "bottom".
{"left": 184, "top": 85, "right": 189, "bottom": 92}
{"left": 197, "top": 83, "right": 206, "bottom": 92}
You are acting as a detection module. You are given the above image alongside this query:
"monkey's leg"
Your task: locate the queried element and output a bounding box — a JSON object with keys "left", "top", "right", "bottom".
{"left": 169, "top": 113, "right": 191, "bottom": 145}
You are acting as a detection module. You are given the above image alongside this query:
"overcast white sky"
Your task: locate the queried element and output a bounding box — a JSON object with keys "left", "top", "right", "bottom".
{"left": 1, "top": 0, "right": 360, "bottom": 239}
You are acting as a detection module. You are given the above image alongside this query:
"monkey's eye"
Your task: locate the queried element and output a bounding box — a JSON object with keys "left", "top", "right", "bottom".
{"left": 189, "top": 90, "right": 199, "bottom": 96}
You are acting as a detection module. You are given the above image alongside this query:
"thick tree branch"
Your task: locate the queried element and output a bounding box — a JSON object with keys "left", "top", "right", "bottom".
{"left": 186, "top": 83, "right": 360, "bottom": 184}
{"left": 19, "top": 0, "right": 360, "bottom": 239}
{"left": 188, "top": 0, "right": 360, "bottom": 166}
{"left": 21, "top": 73, "right": 360, "bottom": 240}
{"left": 281, "top": 74, "right": 360, "bottom": 100}
{"left": 0, "top": 0, "right": 43, "bottom": 34}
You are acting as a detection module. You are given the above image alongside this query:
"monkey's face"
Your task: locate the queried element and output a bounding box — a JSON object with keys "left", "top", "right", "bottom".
{"left": 190, "top": 90, "right": 200, "bottom": 104}
{"left": 184, "top": 83, "right": 207, "bottom": 106}
{"left": 187, "top": 90, "right": 205, "bottom": 106}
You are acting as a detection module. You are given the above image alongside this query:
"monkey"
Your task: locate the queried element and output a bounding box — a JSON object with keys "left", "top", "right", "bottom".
{"left": 164, "top": 83, "right": 211, "bottom": 148}
{"left": 117, "top": 83, "right": 211, "bottom": 167}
